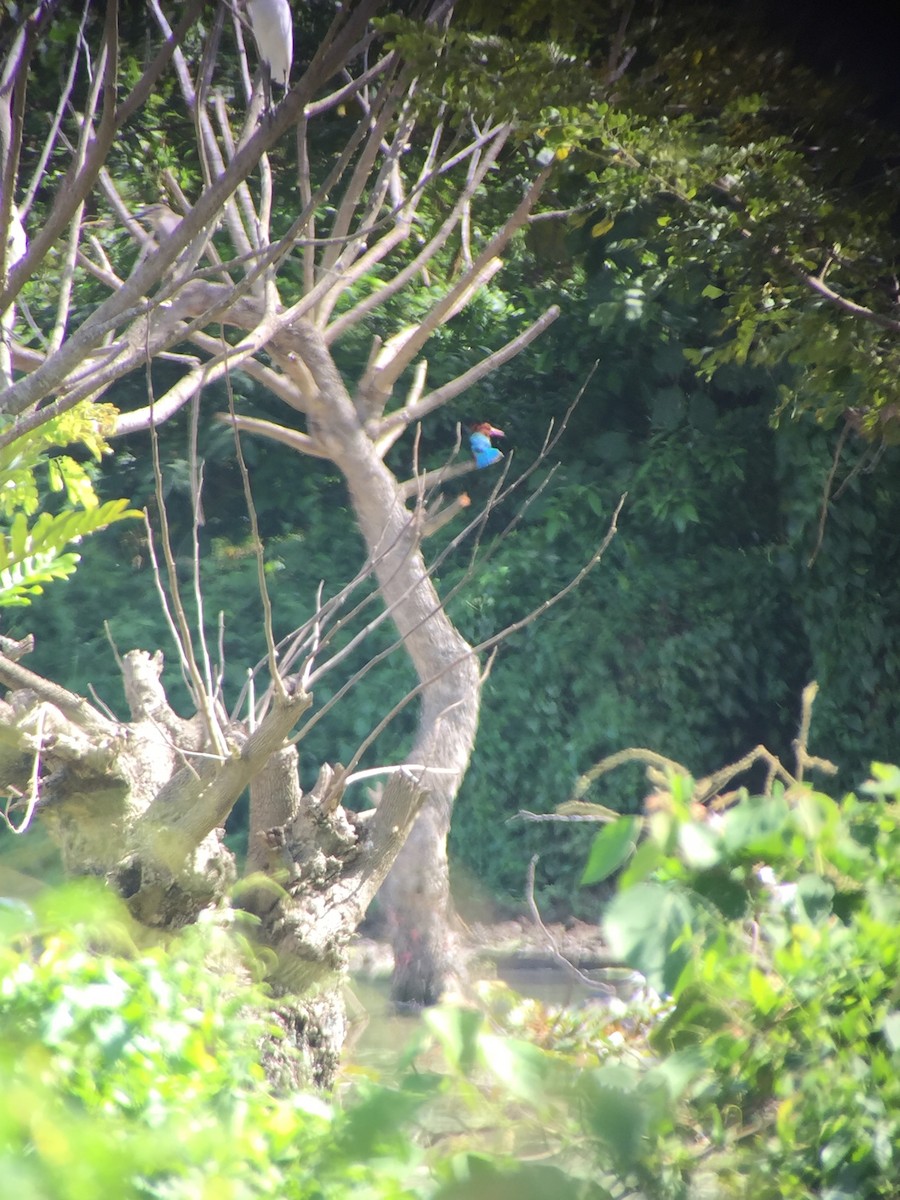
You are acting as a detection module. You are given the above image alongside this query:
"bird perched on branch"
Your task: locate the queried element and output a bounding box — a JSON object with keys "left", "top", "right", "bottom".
{"left": 136, "top": 202, "right": 181, "bottom": 241}
{"left": 3, "top": 204, "right": 26, "bottom": 276}
{"left": 245, "top": 0, "right": 294, "bottom": 111}
{"left": 468, "top": 421, "right": 505, "bottom": 468}
{"left": 131, "top": 202, "right": 183, "bottom": 272}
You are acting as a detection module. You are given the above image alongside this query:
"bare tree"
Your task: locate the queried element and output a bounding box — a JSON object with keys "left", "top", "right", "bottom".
{"left": 0, "top": 2, "right": 620, "bottom": 1073}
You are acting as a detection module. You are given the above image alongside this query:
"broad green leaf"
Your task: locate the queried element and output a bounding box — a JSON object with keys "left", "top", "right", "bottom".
{"left": 861, "top": 763, "right": 900, "bottom": 799}
{"left": 478, "top": 1034, "right": 559, "bottom": 1103}
{"left": 748, "top": 967, "right": 781, "bottom": 1015}
{"left": 581, "top": 816, "right": 641, "bottom": 885}
{"left": 677, "top": 821, "right": 722, "bottom": 869}
{"left": 578, "top": 1064, "right": 649, "bottom": 1166}
{"left": 794, "top": 873, "right": 834, "bottom": 923}
{"left": 435, "top": 1158, "right": 610, "bottom": 1200}
{"left": 340, "top": 1085, "right": 424, "bottom": 1157}
{"left": 645, "top": 1046, "right": 706, "bottom": 1101}
{"left": 603, "top": 881, "right": 697, "bottom": 995}
{"left": 619, "top": 837, "right": 665, "bottom": 888}
{"left": 721, "top": 796, "right": 790, "bottom": 857}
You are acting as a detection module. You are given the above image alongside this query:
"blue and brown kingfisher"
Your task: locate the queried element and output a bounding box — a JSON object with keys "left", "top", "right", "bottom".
{"left": 468, "top": 421, "right": 505, "bottom": 467}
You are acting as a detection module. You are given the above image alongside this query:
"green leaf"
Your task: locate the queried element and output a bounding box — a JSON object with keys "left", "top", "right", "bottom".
{"left": 0, "top": 498, "right": 140, "bottom": 607}
{"left": 619, "top": 838, "right": 665, "bottom": 888}
{"left": 677, "top": 821, "right": 722, "bottom": 869}
{"left": 603, "top": 882, "right": 698, "bottom": 995}
{"left": 721, "top": 795, "right": 790, "bottom": 858}
{"left": 581, "top": 817, "right": 641, "bottom": 885}
{"left": 861, "top": 763, "right": 900, "bottom": 799}
{"left": 340, "top": 1086, "right": 424, "bottom": 1157}
{"left": 578, "top": 1064, "right": 649, "bottom": 1166}
{"left": 435, "top": 1158, "right": 609, "bottom": 1200}
{"left": 794, "top": 873, "right": 834, "bottom": 923}
{"left": 645, "top": 1046, "right": 706, "bottom": 1101}
{"left": 478, "top": 1035, "right": 559, "bottom": 1103}
{"left": 424, "top": 1006, "right": 484, "bottom": 1075}
{"left": 747, "top": 967, "right": 781, "bottom": 1015}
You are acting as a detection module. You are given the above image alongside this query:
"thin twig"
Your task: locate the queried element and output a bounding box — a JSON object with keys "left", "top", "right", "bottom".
{"left": 526, "top": 856, "right": 617, "bottom": 995}
{"left": 808, "top": 421, "right": 850, "bottom": 568}
{"left": 188, "top": 394, "right": 217, "bottom": 703}
{"left": 144, "top": 375, "right": 227, "bottom": 755}
{"left": 0, "top": 707, "right": 45, "bottom": 835}
{"left": 222, "top": 352, "right": 286, "bottom": 703}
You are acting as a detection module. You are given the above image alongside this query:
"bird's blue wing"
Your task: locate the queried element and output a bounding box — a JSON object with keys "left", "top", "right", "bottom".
{"left": 469, "top": 432, "right": 503, "bottom": 468}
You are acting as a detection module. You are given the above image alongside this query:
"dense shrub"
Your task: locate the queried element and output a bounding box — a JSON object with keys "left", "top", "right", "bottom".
{"left": 0, "top": 888, "right": 425, "bottom": 1199}
{"left": 2, "top": 760, "right": 897, "bottom": 1197}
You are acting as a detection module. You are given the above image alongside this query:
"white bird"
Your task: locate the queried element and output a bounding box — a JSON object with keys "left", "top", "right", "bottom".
{"left": 245, "top": 0, "right": 293, "bottom": 110}
{"left": 1, "top": 202, "right": 26, "bottom": 389}
{"left": 4, "top": 204, "right": 27, "bottom": 276}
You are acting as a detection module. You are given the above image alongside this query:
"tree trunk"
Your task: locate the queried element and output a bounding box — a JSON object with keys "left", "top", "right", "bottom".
{"left": 280, "top": 321, "right": 483, "bottom": 1006}
{"left": 0, "top": 642, "right": 414, "bottom": 1086}
{"left": 380, "top": 799, "right": 461, "bottom": 1006}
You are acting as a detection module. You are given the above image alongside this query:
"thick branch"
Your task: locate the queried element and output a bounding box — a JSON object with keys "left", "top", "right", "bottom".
{"left": 1, "top": 1, "right": 206, "bottom": 313}
{"left": 792, "top": 263, "right": 900, "bottom": 335}
{"left": 0, "top": 2, "right": 378, "bottom": 430}
{"left": 325, "top": 125, "right": 511, "bottom": 345}
{"left": 137, "top": 690, "right": 312, "bottom": 868}
{"left": 213, "top": 412, "right": 329, "bottom": 459}
{"left": 0, "top": 652, "right": 118, "bottom": 740}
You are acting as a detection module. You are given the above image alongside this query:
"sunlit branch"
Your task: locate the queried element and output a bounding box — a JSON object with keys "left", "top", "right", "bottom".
{"left": 301, "top": 368, "right": 602, "bottom": 771}
{"left": 357, "top": 494, "right": 626, "bottom": 822}
{"left": 149, "top": 0, "right": 259, "bottom": 273}
{"left": 248, "top": 373, "right": 589, "bottom": 741}
{"left": 0, "top": 3, "right": 373, "bottom": 427}
{"left": 326, "top": 125, "right": 510, "bottom": 345}
{"left": 368, "top": 164, "right": 554, "bottom": 398}
{"left": 525, "top": 856, "right": 618, "bottom": 994}
{"left": 47, "top": 201, "right": 84, "bottom": 354}
{"left": 306, "top": 52, "right": 393, "bottom": 119}
{"left": 143, "top": 359, "right": 228, "bottom": 756}
{"left": 223, "top": 374, "right": 286, "bottom": 703}
{"left": 377, "top": 304, "right": 562, "bottom": 443}
{"left": 292, "top": 443, "right": 573, "bottom": 752}
{"left": 296, "top": 114, "right": 316, "bottom": 296}
{"left": 187, "top": 396, "right": 219, "bottom": 709}
{"left": 242, "top": 506, "right": 426, "bottom": 725}
{"left": 188, "top": 329, "right": 293, "bottom": 405}
{"left": 0, "top": 18, "right": 33, "bottom": 282}
{"left": 2, "top": 0, "right": 206, "bottom": 312}
{"left": 318, "top": 69, "right": 407, "bottom": 283}
{"left": 0, "top": 653, "right": 117, "bottom": 741}
{"left": 20, "top": 2, "right": 89, "bottom": 213}
{"left": 213, "top": 412, "right": 327, "bottom": 458}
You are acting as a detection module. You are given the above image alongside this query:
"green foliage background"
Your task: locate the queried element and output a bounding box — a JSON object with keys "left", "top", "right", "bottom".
{"left": 13, "top": 241, "right": 900, "bottom": 912}
{"left": 4, "top": 0, "right": 900, "bottom": 915}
